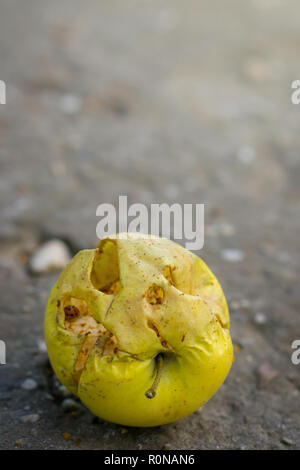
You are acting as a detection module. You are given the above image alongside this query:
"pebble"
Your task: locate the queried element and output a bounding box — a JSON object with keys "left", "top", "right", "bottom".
{"left": 21, "top": 414, "right": 40, "bottom": 424}
{"left": 257, "top": 363, "right": 280, "bottom": 388}
{"left": 221, "top": 249, "right": 245, "bottom": 262}
{"left": 236, "top": 146, "right": 256, "bottom": 165}
{"left": 58, "top": 384, "right": 72, "bottom": 398}
{"left": 29, "top": 239, "right": 71, "bottom": 274}
{"left": 275, "top": 251, "right": 291, "bottom": 264}
{"left": 281, "top": 437, "right": 294, "bottom": 446}
{"left": 37, "top": 339, "right": 47, "bottom": 353}
{"left": 206, "top": 223, "right": 235, "bottom": 237}
{"left": 243, "top": 57, "right": 272, "bottom": 83}
{"left": 163, "top": 443, "right": 174, "bottom": 450}
{"left": 231, "top": 298, "right": 250, "bottom": 310}
{"left": 45, "top": 392, "right": 55, "bottom": 401}
{"left": 254, "top": 312, "right": 267, "bottom": 325}
{"left": 21, "top": 378, "right": 38, "bottom": 391}
{"left": 218, "top": 222, "right": 235, "bottom": 236}
{"left": 61, "top": 398, "right": 83, "bottom": 412}
{"left": 240, "top": 299, "right": 251, "bottom": 308}
{"left": 59, "top": 94, "right": 82, "bottom": 115}
{"left": 230, "top": 300, "right": 241, "bottom": 310}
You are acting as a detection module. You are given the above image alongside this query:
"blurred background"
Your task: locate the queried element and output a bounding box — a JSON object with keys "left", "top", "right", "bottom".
{"left": 0, "top": 0, "right": 299, "bottom": 449}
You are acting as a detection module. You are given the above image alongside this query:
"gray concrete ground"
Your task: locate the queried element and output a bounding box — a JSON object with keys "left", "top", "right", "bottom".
{"left": 0, "top": 0, "right": 300, "bottom": 449}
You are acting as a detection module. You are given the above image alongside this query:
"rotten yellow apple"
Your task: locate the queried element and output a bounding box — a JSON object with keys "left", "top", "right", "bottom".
{"left": 44, "top": 233, "right": 233, "bottom": 427}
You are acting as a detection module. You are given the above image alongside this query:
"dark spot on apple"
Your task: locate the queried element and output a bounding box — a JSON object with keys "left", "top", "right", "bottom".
{"left": 64, "top": 305, "right": 80, "bottom": 320}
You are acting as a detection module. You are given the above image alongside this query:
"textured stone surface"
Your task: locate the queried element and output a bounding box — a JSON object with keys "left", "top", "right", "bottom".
{"left": 0, "top": 0, "right": 299, "bottom": 449}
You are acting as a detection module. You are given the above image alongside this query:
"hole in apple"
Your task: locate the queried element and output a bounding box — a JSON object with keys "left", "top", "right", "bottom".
{"left": 61, "top": 296, "right": 119, "bottom": 384}
{"left": 91, "top": 239, "right": 121, "bottom": 295}
{"left": 162, "top": 265, "right": 175, "bottom": 286}
{"left": 146, "top": 284, "right": 164, "bottom": 305}
{"left": 63, "top": 297, "right": 105, "bottom": 336}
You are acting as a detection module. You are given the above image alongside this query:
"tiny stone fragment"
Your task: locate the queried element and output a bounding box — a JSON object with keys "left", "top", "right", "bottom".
{"left": 221, "top": 249, "right": 245, "bottom": 263}
{"left": 163, "top": 443, "right": 174, "bottom": 450}
{"left": 254, "top": 312, "right": 267, "bottom": 325}
{"left": 37, "top": 339, "right": 47, "bottom": 353}
{"left": 57, "top": 384, "right": 72, "bottom": 398}
{"left": 59, "top": 94, "right": 82, "bottom": 115}
{"left": 21, "top": 378, "right": 38, "bottom": 391}
{"left": 236, "top": 146, "right": 256, "bottom": 164}
{"left": 21, "top": 414, "right": 40, "bottom": 423}
{"left": 281, "top": 437, "right": 294, "bottom": 446}
{"left": 30, "top": 239, "right": 71, "bottom": 274}
{"left": 230, "top": 300, "right": 241, "bottom": 310}
{"left": 61, "top": 398, "right": 83, "bottom": 413}
{"left": 257, "top": 363, "right": 280, "bottom": 388}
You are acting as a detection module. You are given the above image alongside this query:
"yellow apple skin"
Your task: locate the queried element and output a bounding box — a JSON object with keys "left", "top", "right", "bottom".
{"left": 44, "top": 233, "right": 233, "bottom": 427}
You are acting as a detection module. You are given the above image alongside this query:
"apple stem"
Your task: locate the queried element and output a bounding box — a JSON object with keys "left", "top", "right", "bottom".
{"left": 145, "top": 354, "right": 164, "bottom": 399}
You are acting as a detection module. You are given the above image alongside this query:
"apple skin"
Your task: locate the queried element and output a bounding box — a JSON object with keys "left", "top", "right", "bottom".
{"left": 44, "top": 233, "right": 233, "bottom": 427}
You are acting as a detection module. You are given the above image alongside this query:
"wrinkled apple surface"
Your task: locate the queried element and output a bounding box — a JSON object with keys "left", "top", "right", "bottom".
{"left": 44, "top": 233, "right": 233, "bottom": 427}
